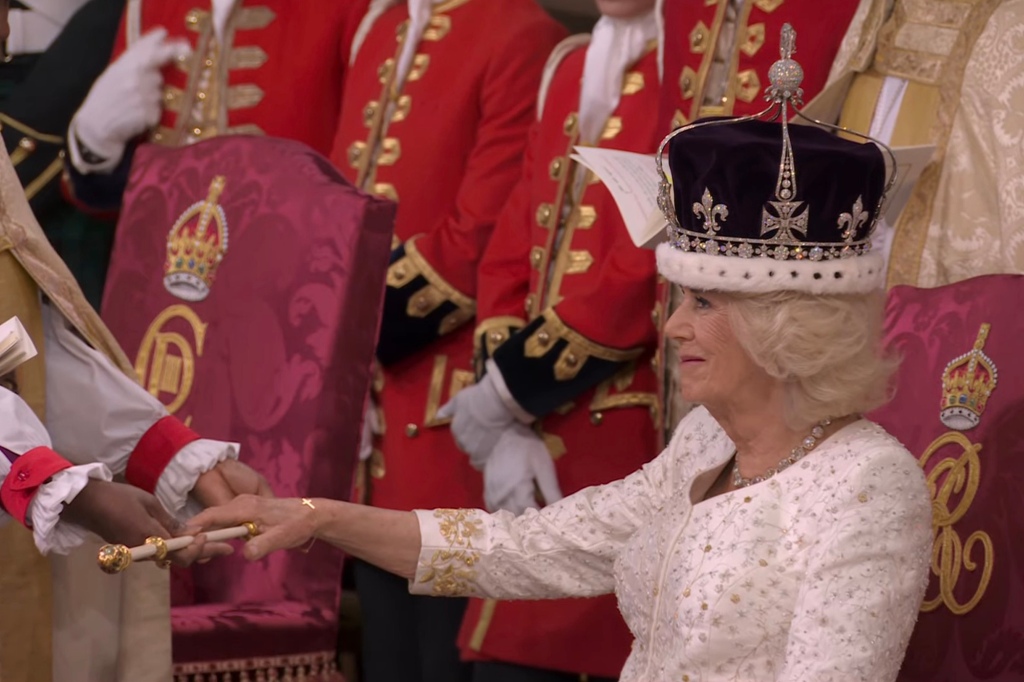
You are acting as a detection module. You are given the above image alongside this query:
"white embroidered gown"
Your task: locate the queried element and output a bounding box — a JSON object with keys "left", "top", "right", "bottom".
{"left": 411, "top": 407, "right": 933, "bottom": 681}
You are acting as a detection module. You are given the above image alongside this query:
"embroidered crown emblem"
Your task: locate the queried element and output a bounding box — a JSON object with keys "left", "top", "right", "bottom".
{"left": 164, "top": 176, "right": 229, "bottom": 302}
{"left": 940, "top": 323, "right": 998, "bottom": 431}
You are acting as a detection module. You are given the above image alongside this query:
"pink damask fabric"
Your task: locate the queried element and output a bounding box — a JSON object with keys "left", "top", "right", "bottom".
{"left": 868, "top": 274, "right": 1024, "bottom": 681}
{"left": 100, "top": 136, "right": 395, "bottom": 670}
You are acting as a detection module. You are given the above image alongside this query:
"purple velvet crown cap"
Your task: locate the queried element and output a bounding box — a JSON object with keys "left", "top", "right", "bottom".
{"left": 656, "top": 117, "right": 889, "bottom": 295}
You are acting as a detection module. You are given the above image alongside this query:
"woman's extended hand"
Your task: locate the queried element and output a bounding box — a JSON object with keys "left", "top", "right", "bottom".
{"left": 187, "top": 494, "right": 319, "bottom": 561}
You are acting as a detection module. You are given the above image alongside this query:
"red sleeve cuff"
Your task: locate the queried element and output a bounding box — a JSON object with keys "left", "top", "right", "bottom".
{"left": 125, "top": 416, "right": 201, "bottom": 494}
{"left": 1, "top": 447, "right": 74, "bottom": 526}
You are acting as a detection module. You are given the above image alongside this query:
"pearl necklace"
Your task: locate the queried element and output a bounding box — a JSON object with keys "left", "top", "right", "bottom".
{"left": 731, "top": 418, "right": 832, "bottom": 489}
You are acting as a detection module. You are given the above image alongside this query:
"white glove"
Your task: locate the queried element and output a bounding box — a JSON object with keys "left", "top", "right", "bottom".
{"left": 437, "top": 372, "right": 517, "bottom": 470}
{"left": 358, "top": 397, "right": 381, "bottom": 462}
{"left": 484, "top": 423, "right": 563, "bottom": 515}
{"left": 69, "top": 27, "right": 191, "bottom": 173}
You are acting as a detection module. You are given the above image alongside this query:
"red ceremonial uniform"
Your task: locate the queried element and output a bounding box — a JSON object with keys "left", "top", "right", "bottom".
{"left": 459, "top": 43, "right": 662, "bottom": 678}
{"left": 111, "top": 0, "right": 367, "bottom": 154}
{"left": 333, "top": 0, "right": 566, "bottom": 512}
{"left": 659, "top": 0, "right": 865, "bottom": 129}
{"left": 64, "top": 0, "right": 370, "bottom": 212}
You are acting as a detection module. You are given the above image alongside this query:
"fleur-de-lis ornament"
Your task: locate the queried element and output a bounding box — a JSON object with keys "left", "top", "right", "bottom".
{"left": 693, "top": 188, "right": 728, "bottom": 234}
{"left": 837, "top": 195, "right": 868, "bottom": 244}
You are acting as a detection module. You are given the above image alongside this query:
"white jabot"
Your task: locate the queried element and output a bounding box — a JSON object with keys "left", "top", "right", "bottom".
{"left": 350, "top": 0, "right": 445, "bottom": 87}
{"left": 210, "top": 0, "right": 238, "bottom": 44}
{"left": 6, "top": 0, "right": 91, "bottom": 55}
{"left": 578, "top": 11, "right": 658, "bottom": 145}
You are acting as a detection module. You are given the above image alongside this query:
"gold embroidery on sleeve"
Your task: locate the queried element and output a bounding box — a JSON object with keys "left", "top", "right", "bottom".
{"left": 418, "top": 509, "right": 483, "bottom": 596}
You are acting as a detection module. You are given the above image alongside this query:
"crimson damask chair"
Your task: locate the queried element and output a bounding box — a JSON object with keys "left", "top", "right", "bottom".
{"left": 867, "top": 274, "right": 1024, "bottom": 682}
{"left": 100, "top": 136, "right": 395, "bottom": 681}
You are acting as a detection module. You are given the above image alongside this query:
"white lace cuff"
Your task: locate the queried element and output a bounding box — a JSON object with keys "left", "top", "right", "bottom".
{"left": 29, "top": 463, "right": 112, "bottom": 555}
{"left": 154, "top": 439, "right": 239, "bottom": 514}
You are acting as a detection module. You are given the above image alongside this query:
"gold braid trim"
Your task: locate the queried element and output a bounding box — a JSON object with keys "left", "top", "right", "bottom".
{"left": 172, "top": 649, "right": 340, "bottom": 680}
{"left": 386, "top": 236, "right": 476, "bottom": 336}
{"left": 524, "top": 308, "right": 643, "bottom": 381}
{"left": 0, "top": 113, "right": 64, "bottom": 145}
{"left": 474, "top": 316, "right": 527, "bottom": 359}
{"left": 418, "top": 509, "right": 482, "bottom": 596}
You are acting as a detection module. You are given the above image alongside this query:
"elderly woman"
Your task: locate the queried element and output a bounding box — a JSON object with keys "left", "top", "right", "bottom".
{"left": 190, "top": 98, "right": 933, "bottom": 680}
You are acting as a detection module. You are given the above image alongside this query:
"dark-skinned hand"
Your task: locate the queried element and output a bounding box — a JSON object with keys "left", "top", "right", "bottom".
{"left": 62, "top": 479, "right": 233, "bottom": 567}
{"left": 191, "top": 458, "right": 274, "bottom": 508}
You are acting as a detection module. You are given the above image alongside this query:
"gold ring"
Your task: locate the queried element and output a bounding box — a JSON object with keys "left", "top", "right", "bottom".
{"left": 145, "top": 536, "right": 169, "bottom": 562}
{"left": 243, "top": 521, "right": 260, "bottom": 538}
{"left": 301, "top": 498, "right": 316, "bottom": 510}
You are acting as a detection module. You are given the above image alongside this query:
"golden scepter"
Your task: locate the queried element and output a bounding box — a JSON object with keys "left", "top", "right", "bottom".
{"left": 97, "top": 522, "right": 260, "bottom": 574}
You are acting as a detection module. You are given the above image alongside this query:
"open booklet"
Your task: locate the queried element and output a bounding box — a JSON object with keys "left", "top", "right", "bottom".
{"left": 0, "top": 316, "right": 38, "bottom": 377}
{"left": 571, "top": 143, "right": 936, "bottom": 250}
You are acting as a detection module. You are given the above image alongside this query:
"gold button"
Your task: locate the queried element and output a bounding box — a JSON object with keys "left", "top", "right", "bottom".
{"left": 348, "top": 143, "right": 363, "bottom": 167}
{"left": 405, "top": 424, "right": 419, "bottom": 438}
{"left": 564, "top": 353, "right": 578, "bottom": 367}
{"left": 392, "top": 266, "right": 406, "bottom": 281}
{"left": 414, "top": 296, "right": 429, "bottom": 312}
{"left": 700, "top": 602, "right": 708, "bottom": 611}
{"left": 536, "top": 330, "right": 551, "bottom": 346}
{"left": 18, "top": 137, "right": 35, "bottom": 151}
{"left": 192, "top": 127, "right": 203, "bottom": 137}
{"left": 704, "top": 544, "right": 712, "bottom": 552}
{"left": 563, "top": 113, "right": 578, "bottom": 136}
{"left": 204, "top": 58, "right": 214, "bottom": 68}
{"left": 548, "top": 157, "right": 563, "bottom": 180}
{"left": 488, "top": 331, "right": 505, "bottom": 344}
{"left": 196, "top": 91, "right": 207, "bottom": 101}
{"left": 535, "top": 203, "right": 553, "bottom": 227}
{"left": 590, "top": 412, "right": 603, "bottom": 426}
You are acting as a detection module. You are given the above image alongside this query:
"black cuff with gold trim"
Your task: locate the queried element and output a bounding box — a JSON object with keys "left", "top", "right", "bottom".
{"left": 490, "top": 308, "right": 643, "bottom": 417}
{"left": 473, "top": 316, "right": 527, "bottom": 379}
{"left": 376, "top": 237, "right": 476, "bottom": 366}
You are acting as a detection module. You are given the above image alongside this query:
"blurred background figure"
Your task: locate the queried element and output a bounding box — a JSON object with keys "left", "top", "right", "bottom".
{"left": 0, "top": 0, "right": 123, "bottom": 308}
{"left": 332, "top": 1, "right": 565, "bottom": 681}
{"left": 806, "top": 0, "right": 1024, "bottom": 288}
{"left": 440, "top": 0, "right": 662, "bottom": 680}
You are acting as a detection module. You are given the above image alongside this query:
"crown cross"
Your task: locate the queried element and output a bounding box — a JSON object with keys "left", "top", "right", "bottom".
{"left": 761, "top": 200, "right": 808, "bottom": 242}
{"left": 196, "top": 176, "right": 226, "bottom": 236}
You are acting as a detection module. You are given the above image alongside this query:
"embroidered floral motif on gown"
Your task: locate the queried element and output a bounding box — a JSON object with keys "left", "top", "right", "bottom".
{"left": 412, "top": 406, "right": 933, "bottom": 681}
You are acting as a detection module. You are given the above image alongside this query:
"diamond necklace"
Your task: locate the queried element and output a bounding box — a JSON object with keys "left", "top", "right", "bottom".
{"left": 731, "top": 418, "right": 832, "bottom": 489}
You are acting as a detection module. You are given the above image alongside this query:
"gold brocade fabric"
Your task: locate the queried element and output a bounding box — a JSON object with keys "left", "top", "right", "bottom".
{"left": 0, "top": 250, "right": 51, "bottom": 682}
{"left": 812, "top": 0, "right": 1020, "bottom": 287}
{"left": 0, "top": 142, "right": 172, "bottom": 681}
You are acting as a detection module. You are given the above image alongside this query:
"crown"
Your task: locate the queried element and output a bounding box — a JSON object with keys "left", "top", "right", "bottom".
{"left": 940, "top": 323, "right": 998, "bottom": 431}
{"left": 653, "top": 24, "right": 898, "bottom": 294}
{"left": 164, "top": 176, "right": 229, "bottom": 302}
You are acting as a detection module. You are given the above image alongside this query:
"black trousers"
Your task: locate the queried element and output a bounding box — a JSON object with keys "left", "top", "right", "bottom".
{"left": 354, "top": 559, "right": 474, "bottom": 682}
{"left": 473, "top": 661, "right": 617, "bottom": 682}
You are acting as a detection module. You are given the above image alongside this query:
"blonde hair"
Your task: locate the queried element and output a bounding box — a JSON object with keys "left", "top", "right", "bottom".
{"left": 725, "top": 290, "right": 897, "bottom": 430}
